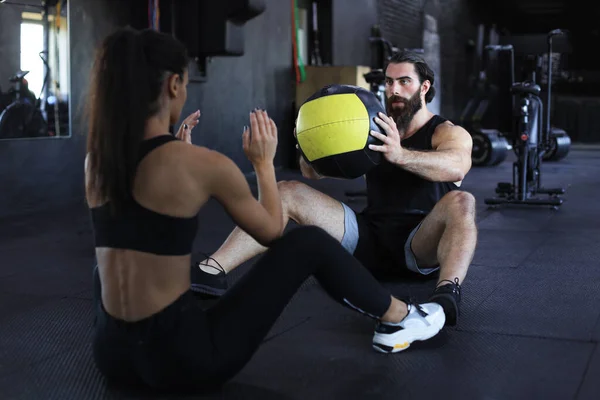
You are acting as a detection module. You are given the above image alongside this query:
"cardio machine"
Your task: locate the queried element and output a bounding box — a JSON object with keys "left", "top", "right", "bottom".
{"left": 0, "top": 47, "right": 61, "bottom": 139}
{"left": 0, "top": 70, "right": 48, "bottom": 139}
{"left": 484, "top": 29, "right": 568, "bottom": 208}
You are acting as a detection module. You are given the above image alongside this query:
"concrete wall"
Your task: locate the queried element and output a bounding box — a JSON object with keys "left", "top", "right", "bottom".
{"left": 0, "top": 4, "right": 22, "bottom": 90}
{"left": 331, "top": 0, "right": 378, "bottom": 67}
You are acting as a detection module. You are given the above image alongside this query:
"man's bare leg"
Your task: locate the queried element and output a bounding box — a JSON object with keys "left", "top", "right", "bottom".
{"left": 410, "top": 190, "right": 477, "bottom": 283}
{"left": 202, "top": 180, "right": 348, "bottom": 273}
{"left": 408, "top": 190, "right": 478, "bottom": 325}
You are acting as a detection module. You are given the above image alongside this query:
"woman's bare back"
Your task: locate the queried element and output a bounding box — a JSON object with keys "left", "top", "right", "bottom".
{"left": 87, "top": 139, "right": 211, "bottom": 321}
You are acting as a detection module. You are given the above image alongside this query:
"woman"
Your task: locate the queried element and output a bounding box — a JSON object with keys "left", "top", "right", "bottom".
{"left": 85, "top": 26, "right": 445, "bottom": 392}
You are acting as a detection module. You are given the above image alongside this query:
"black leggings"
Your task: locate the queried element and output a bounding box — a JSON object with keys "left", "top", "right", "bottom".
{"left": 93, "top": 226, "right": 393, "bottom": 392}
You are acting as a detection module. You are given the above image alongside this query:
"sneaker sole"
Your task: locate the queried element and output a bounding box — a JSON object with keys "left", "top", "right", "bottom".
{"left": 372, "top": 309, "right": 446, "bottom": 354}
{"left": 190, "top": 283, "right": 226, "bottom": 297}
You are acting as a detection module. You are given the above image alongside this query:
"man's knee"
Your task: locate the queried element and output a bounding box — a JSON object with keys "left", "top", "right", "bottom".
{"left": 277, "top": 180, "right": 347, "bottom": 244}
{"left": 443, "top": 191, "right": 476, "bottom": 220}
{"left": 277, "top": 180, "right": 327, "bottom": 218}
{"left": 278, "top": 180, "right": 308, "bottom": 205}
{"left": 277, "top": 179, "right": 304, "bottom": 194}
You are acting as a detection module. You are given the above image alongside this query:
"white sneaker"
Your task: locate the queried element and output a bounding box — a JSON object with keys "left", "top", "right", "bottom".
{"left": 372, "top": 302, "right": 446, "bottom": 353}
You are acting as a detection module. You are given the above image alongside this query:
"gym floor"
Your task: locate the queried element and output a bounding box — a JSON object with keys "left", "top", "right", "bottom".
{"left": 1, "top": 148, "right": 599, "bottom": 400}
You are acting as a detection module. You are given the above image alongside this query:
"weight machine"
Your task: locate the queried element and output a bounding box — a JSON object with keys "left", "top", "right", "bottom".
{"left": 484, "top": 29, "right": 569, "bottom": 208}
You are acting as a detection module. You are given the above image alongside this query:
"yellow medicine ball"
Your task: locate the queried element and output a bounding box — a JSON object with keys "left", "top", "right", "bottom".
{"left": 295, "top": 84, "right": 387, "bottom": 179}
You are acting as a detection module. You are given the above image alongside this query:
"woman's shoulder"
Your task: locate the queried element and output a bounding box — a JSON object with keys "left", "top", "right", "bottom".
{"left": 182, "top": 144, "right": 235, "bottom": 168}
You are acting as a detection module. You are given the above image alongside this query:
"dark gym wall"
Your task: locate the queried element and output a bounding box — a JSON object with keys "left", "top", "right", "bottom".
{"left": 0, "top": 0, "right": 294, "bottom": 219}
{"left": 377, "top": 0, "right": 423, "bottom": 49}
{"left": 331, "top": 0, "right": 378, "bottom": 66}
{"left": 0, "top": 4, "right": 22, "bottom": 89}
{"left": 178, "top": 0, "right": 294, "bottom": 174}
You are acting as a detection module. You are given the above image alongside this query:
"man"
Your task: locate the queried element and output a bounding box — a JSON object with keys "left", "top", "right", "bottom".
{"left": 193, "top": 50, "right": 477, "bottom": 326}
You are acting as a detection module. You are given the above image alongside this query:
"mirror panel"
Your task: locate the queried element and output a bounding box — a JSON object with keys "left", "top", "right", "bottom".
{"left": 0, "top": 0, "right": 70, "bottom": 140}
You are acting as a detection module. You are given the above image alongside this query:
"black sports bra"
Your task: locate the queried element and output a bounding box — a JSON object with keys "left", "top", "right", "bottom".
{"left": 89, "top": 135, "right": 199, "bottom": 256}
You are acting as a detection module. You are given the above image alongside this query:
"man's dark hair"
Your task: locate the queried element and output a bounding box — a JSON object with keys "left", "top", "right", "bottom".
{"left": 85, "top": 27, "right": 189, "bottom": 213}
{"left": 385, "top": 51, "right": 436, "bottom": 103}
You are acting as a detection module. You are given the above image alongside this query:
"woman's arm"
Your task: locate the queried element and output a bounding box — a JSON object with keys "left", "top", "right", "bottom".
{"left": 207, "top": 151, "right": 283, "bottom": 246}
{"left": 203, "top": 110, "right": 283, "bottom": 246}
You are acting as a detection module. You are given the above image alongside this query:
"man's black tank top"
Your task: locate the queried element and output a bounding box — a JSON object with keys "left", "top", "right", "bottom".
{"left": 90, "top": 135, "right": 199, "bottom": 256}
{"left": 362, "top": 114, "right": 458, "bottom": 218}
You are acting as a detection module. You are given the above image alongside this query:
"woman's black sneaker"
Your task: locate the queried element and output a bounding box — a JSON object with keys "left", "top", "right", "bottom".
{"left": 190, "top": 255, "right": 228, "bottom": 297}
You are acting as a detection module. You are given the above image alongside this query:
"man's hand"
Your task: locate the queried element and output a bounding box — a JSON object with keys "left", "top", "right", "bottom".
{"left": 175, "top": 110, "right": 201, "bottom": 144}
{"left": 368, "top": 112, "right": 406, "bottom": 165}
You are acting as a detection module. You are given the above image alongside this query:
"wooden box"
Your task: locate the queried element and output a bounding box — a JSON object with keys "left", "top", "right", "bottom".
{"left": 295, "top": 65, "right": 372, "bottom": 111}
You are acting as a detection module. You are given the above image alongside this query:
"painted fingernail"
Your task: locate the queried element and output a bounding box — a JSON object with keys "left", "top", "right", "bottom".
{"left": 183, "top": 124, "right": 188, "bottom": 130}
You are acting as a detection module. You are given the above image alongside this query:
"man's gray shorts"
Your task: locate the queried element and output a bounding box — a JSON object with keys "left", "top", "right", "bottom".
{"left": 340, "top": 202, "right": 439, "bottom": 276}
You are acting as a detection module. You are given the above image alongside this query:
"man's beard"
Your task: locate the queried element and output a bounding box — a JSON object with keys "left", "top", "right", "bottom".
{"left": 386, "top": 89, "right": 423, "bottom": 134}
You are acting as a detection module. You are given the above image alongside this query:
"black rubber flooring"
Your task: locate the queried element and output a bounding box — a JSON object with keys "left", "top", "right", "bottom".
{"left": 1, "top": 148, "right": 600, "bottom": 400}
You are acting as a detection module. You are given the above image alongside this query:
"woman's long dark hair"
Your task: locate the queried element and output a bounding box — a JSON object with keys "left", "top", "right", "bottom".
{"left": 86, "top": 27, "right": 189, "bottom": 212}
